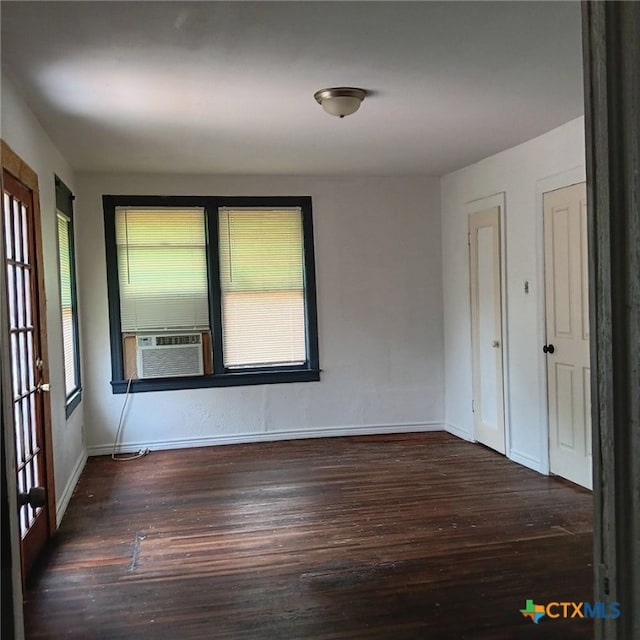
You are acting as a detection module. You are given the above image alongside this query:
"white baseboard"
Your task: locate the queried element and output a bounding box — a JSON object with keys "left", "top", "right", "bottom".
{"left": 56, "top": 448, "right": 87, "bottom": 527}
{"left": 508, "top": 449, "right": 544, "bottom": 474}
{"left": 444, "top": 423, "right": 474, "bottom": 442}
{"left": 87, "top": 422, "right": 445, "bottom": 457}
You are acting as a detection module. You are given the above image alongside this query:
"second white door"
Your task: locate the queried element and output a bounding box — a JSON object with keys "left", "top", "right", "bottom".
{"left": 469, "top": 206, "right": 505, "bottom": 454}
{"left": 543, "top": 182, "right": 591, "bottom": 489}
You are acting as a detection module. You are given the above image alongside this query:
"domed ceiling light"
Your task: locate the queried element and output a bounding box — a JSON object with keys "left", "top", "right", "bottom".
{"left": 313, "top": 87, "right": 367, "bottom": 118}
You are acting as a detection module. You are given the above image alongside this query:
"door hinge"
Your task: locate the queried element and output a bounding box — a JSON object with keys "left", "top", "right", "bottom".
{"left": 472, "top": 399, "right": 475, "bottom": 413}
{"left": 467, "top": 232, "right": 471, "bottom": 247}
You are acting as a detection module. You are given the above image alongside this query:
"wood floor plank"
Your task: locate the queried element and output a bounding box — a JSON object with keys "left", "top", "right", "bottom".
{"left": 24, "top": 433, "right": 593, "bottom": 639}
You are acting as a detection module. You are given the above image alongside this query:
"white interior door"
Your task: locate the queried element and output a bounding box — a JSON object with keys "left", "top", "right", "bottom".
{"left": 543, "top": 182, "right": 592, "bottom": 489}
{"left": 470, "top": 207, "right": 505, "bottom": 454}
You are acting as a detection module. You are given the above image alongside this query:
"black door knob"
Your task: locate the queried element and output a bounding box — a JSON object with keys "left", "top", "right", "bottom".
{"left": 18, "top": 486, "right": 46, "bottom": 508}
{"left": 543, "top": 344, "right": 555, "bottom": 354}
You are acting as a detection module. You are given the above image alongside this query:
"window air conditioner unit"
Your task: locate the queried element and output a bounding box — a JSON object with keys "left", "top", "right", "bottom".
{"left": 136, "top": 334, "right": 204, "bottom": 379}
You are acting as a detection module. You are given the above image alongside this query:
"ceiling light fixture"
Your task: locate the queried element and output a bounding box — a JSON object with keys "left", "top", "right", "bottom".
{"left": 314, "top": 87, "right": 367, "bottom": 118}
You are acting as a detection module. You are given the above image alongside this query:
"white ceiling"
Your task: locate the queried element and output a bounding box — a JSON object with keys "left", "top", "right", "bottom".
{"left": 0, "top": 1, "right": 584, "bottom": 176}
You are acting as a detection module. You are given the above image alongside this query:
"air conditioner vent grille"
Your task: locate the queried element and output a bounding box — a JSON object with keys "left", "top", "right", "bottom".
{"left": 136, "top": 333, "right": 204, "bottom": 379}
{"left": 156, "top": 334, "right": 201, "bottom": 346}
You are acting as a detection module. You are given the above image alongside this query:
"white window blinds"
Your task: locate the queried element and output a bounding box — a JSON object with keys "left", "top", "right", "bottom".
{"left": 218, "top": 208, "right": 306, "bottom": 368}
{"left": 57, "top": 213, "right": 77, "bottom": 395}
{"left": 115, "top": 208, "right": 209, "bottom": 332}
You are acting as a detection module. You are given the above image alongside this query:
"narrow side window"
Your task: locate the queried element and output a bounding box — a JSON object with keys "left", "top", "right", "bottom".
{"left": 55, "top": 176, "right": 82, "bottom": 415}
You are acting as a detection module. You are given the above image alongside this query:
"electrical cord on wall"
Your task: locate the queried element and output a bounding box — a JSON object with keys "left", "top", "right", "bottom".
{"left": 111, "top": 377, "right": 150, "bottom": 462}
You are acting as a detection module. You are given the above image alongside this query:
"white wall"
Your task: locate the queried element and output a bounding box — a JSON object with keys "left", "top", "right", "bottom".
{"left": 441, "top": 117, "right": 586, "bottom": 472}
{"left": 1, "top": 74, "right": 86, "bottom": 521}
{"left": 76, "top": 173, "right": 444, "bottom": 452}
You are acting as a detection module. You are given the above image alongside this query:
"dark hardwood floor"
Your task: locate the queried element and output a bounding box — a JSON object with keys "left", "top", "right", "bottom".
{"left": 24, "top": 432, "right": 593, "bottom": 639}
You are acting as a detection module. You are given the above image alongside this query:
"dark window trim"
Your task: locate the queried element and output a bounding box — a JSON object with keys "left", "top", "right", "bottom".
{"left": 110, "top": 369, "right": 320, "bottom": 394}
{"left": 65, "top": 388, "right": 82, "bottom": 417}
{"left": 103, "top": 194, "right": 320, "bottom": 393}
{"left": 55, "top": 176, "right": 82, "bottom": 416}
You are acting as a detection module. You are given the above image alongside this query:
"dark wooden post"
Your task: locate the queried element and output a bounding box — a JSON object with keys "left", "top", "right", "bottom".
{"left": 582, "top": 1, "right": 640, "bottom": 638}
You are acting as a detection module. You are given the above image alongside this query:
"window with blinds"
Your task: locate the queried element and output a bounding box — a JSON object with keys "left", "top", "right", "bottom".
{"left": 58, "top": 214, "right": 76, "bottom": 394}
{"left": 56, "top": 176, "right": 81, "bottom": 414}
{"left": 103, "top": 194, "right": 319, "bottom": 392}
{"left": 218, "top": 208, "right": 306, "bottom": 368}
{"left": 115, "top": 208, "right": 209, "bottom": 331}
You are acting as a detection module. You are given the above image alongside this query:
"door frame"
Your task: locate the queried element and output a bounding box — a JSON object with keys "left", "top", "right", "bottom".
{"left": 465, "top": 192, "right": 509, "bottom": 455}
{"left": 1, "top": 140, "right": 57, "bottom": 563}
{"left": 584, "top": 3, "right": 640, "bottom": 633}
{"left": 534, "top": 167, "right": 586, "bottom": 477}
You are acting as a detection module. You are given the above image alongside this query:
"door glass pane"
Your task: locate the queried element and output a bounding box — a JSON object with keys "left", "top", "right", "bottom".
{"left": 24, "top": 267, "right": 32, "bottom": 326}
{"left": 7, "top": 264, "right": 16, "bottom": 329}
{"left": 16, "top": 265, "right": 24, "bottom": 328}
{"left": 12, "top": 198, "right": 21, "bottom": 263}
{"left": 3, "top": 193, "right": 12, "bottom": 259}
{"left": 21, "top": 204, "right": 29, "bottom": 262}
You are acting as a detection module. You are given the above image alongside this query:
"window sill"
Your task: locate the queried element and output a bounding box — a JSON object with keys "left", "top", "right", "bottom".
{"left": 110, "top": 369, "right": 320, "bottom": 394}
{"left": 65, "top": 389, "right": 82, "bottom": 418}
